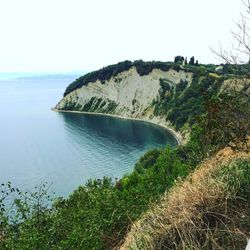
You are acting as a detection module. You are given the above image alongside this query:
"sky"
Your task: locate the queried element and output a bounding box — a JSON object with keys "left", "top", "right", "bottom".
{"left": 0, "top": 0, "right": 245, "bottom": 72}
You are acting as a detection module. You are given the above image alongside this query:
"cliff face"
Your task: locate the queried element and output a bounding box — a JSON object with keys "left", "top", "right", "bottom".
{"left": 55, "top": 66, "right": 193, "bottom": 140}
{"left": 56, "top": 62, "right": 247, "bottom": 143}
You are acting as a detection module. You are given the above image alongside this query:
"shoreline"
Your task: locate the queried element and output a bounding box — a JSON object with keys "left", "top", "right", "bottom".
{"left": 52, "top": 108, "right": 182, "bottom": 145}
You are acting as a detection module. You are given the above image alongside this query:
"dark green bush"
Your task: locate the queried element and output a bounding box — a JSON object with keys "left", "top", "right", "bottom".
{"left": 0, "top": 144, "right": 191, "bottom": 249}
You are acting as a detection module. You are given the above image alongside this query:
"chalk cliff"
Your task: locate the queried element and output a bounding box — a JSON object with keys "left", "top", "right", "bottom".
{"left": 55, "top": 65, "right": 194, "bottom": 142}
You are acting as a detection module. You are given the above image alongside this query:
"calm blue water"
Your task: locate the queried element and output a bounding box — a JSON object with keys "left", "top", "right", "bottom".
{"left": 0, "top": 75, "right": 177, "bottom": 197}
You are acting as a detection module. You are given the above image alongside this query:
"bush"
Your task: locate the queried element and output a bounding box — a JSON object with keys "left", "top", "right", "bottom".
{"left": 196, "top": 87, "right": 250, "bottom": 151}
{"left": 0, "top": 144, "right": 191, "bottom": 249}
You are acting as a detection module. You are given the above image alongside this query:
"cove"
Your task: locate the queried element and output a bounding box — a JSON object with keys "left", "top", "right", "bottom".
{"left": 0, "top": 75, "right": 178, "bottom": 197}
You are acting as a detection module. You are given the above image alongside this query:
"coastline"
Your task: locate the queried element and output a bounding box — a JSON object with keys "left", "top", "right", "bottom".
{"left": 52, "top": 108, "right": 183, "bottom": 145}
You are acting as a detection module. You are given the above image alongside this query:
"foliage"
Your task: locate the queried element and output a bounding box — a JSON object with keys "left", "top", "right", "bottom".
{"left": 64, "top": 60, "right": 133, "bottom": 97}
{"left": 1, "top": 77, "right": 249, "bottom": 248}
{"left": 62, "top": 59, "right": 248, "bottom": 117}
{"left": 134, "top": 149, "right": 161, "bottom": 172}
{"left": 0, "top": 144, "right": 191, "bottom": 249}
{"left": 154, "top": 72, "right": 224, "bottom": 130}
{"left": 1, "top": 59, "right": 250, "bottom": 249}
{"left": 133, "top": 60, "right": 174, "bottom": 76}
{"left": 0, "top": 183, "right": 54, "bottom": 250}
{"left": 189, "top": 56, "right": 195, "bottom": 65}
{"left": 174, "top": 85, "right": 250, "bottom": 169}
{"left": 195, "top": 86, "right": 250, "bottom": 151}
{"left": 63, "top": 60, "right": 189, "bottom": 97}
{"left": 121, "top": 155, "right": 250, "bottom": 250}
{"left": 174, "top": 55, "right": 184, "bottom": 64}
{"left": 219, "top": 63, "right": 250, "bottom": 75}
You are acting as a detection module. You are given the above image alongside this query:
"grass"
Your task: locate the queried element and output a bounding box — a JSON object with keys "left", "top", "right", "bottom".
{"left": 121, "top": 147, "right": 250, "bottom": 250}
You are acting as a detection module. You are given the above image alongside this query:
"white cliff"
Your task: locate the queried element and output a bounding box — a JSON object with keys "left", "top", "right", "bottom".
{"left": 55, "top": 67, "right": 193, "bottom": 143}
{"left": 56, "top": 67, "right": 191, "bottom": 116}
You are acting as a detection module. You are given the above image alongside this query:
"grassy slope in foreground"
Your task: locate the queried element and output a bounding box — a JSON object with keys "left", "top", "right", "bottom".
{"left": 121, "top": 147, "right": 250, "bottom": 250}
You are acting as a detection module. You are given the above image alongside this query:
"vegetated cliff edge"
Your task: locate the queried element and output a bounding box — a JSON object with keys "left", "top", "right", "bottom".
{"left": 54, "top": 61, "right": 225, "bottom": 143}
{"left": 121, "top": 147, "right": 250, "bottom": 249}
{"left": 0, "top": 61, "right": 248, "bottom": 249}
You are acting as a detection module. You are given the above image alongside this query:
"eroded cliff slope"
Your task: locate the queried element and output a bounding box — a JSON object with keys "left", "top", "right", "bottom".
{"left": 56, "top": 66, "right": 192, "bottom": 122}
{"left": 55, "top": 61, "right": 231, "bottom": 142}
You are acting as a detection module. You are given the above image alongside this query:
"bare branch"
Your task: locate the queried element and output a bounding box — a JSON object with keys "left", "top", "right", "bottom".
{"left": 212, "top": 1, "right": 250, "bottom": 65}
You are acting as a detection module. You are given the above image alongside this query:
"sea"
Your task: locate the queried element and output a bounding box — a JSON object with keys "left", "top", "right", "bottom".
{"left": 0, "top": 73, "right": 177, "bottom": 197}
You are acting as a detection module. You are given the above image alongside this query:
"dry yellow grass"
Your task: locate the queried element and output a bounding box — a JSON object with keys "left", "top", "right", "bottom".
{"left": 120, "top": 147, "right": 249, "bottom": 250}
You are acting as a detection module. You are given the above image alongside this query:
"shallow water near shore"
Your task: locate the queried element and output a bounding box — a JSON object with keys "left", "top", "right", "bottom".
{"left": 0, "top": 75, "right": 178, "bottom": 197}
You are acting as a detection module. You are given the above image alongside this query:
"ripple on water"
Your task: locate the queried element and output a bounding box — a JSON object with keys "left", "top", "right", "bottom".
{"left": 0, "top": 77, "right": 178, "bottom": 197}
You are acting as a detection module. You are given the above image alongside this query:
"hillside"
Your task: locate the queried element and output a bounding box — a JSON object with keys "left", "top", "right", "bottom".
{"left": 54, "top": 61, "right": 232, "bottom": 142}
{"left": 121, "top": 147, "right": 250, "bottom": 249}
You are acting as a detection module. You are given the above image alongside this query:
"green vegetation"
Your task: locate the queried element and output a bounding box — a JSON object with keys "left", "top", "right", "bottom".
{"left": 0, "top": 145, "right": 191, "bottom": 249}
{"left": 3, "top": 1, "right": 250, "bottom": 247}
{"left": 64, "top": 60, "right": 132, "bottom": 97}
{"left": 62, "top": 60, "right": 250, "bottom": 134}
{"left": 154, "top": 72, "right": 224, "bottom": 130}
{"left": 62, "top": 97, "right": 119, "bottom": 114}
{"left": 1, "top": 83, "right": 249, "bottom": 249}
{"left": 122, "top": 156, "right": 250, "bottom": 250}
{"left": 63, "top": 60, "right": 186, "bottom": 97}
{"left": 1, "top": 56, "right": 249, "bottom": 249}
{"left": 63, "top": 59, "right": 250, "bottom": 98}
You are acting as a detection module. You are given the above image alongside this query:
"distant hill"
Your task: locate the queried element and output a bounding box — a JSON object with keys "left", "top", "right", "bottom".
{"left": 0, "top": 72, "right": 86, "bottom": 80}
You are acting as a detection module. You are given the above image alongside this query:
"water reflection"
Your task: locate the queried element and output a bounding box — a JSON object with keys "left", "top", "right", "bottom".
{"left": 59, "top": 112, "right": 177, "bottom": 149}
{"left": 0, "top": 76, "right": 178, "bottom": 197}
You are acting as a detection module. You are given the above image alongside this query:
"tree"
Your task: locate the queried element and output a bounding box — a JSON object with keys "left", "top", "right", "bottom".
{"left": 174, "top": 55, "right": 184, "bottom": 64}
{"left": 184, "top": 57, "right": 188, "bottom": 65}
{"left": 198, "top": 90, "right": 250, "bottom": 151}
{"left": 189, "top": 56, "right": 195, "bottom": 65}
{"left": 207, "top": 0, "right": 250, "bottom": 151}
